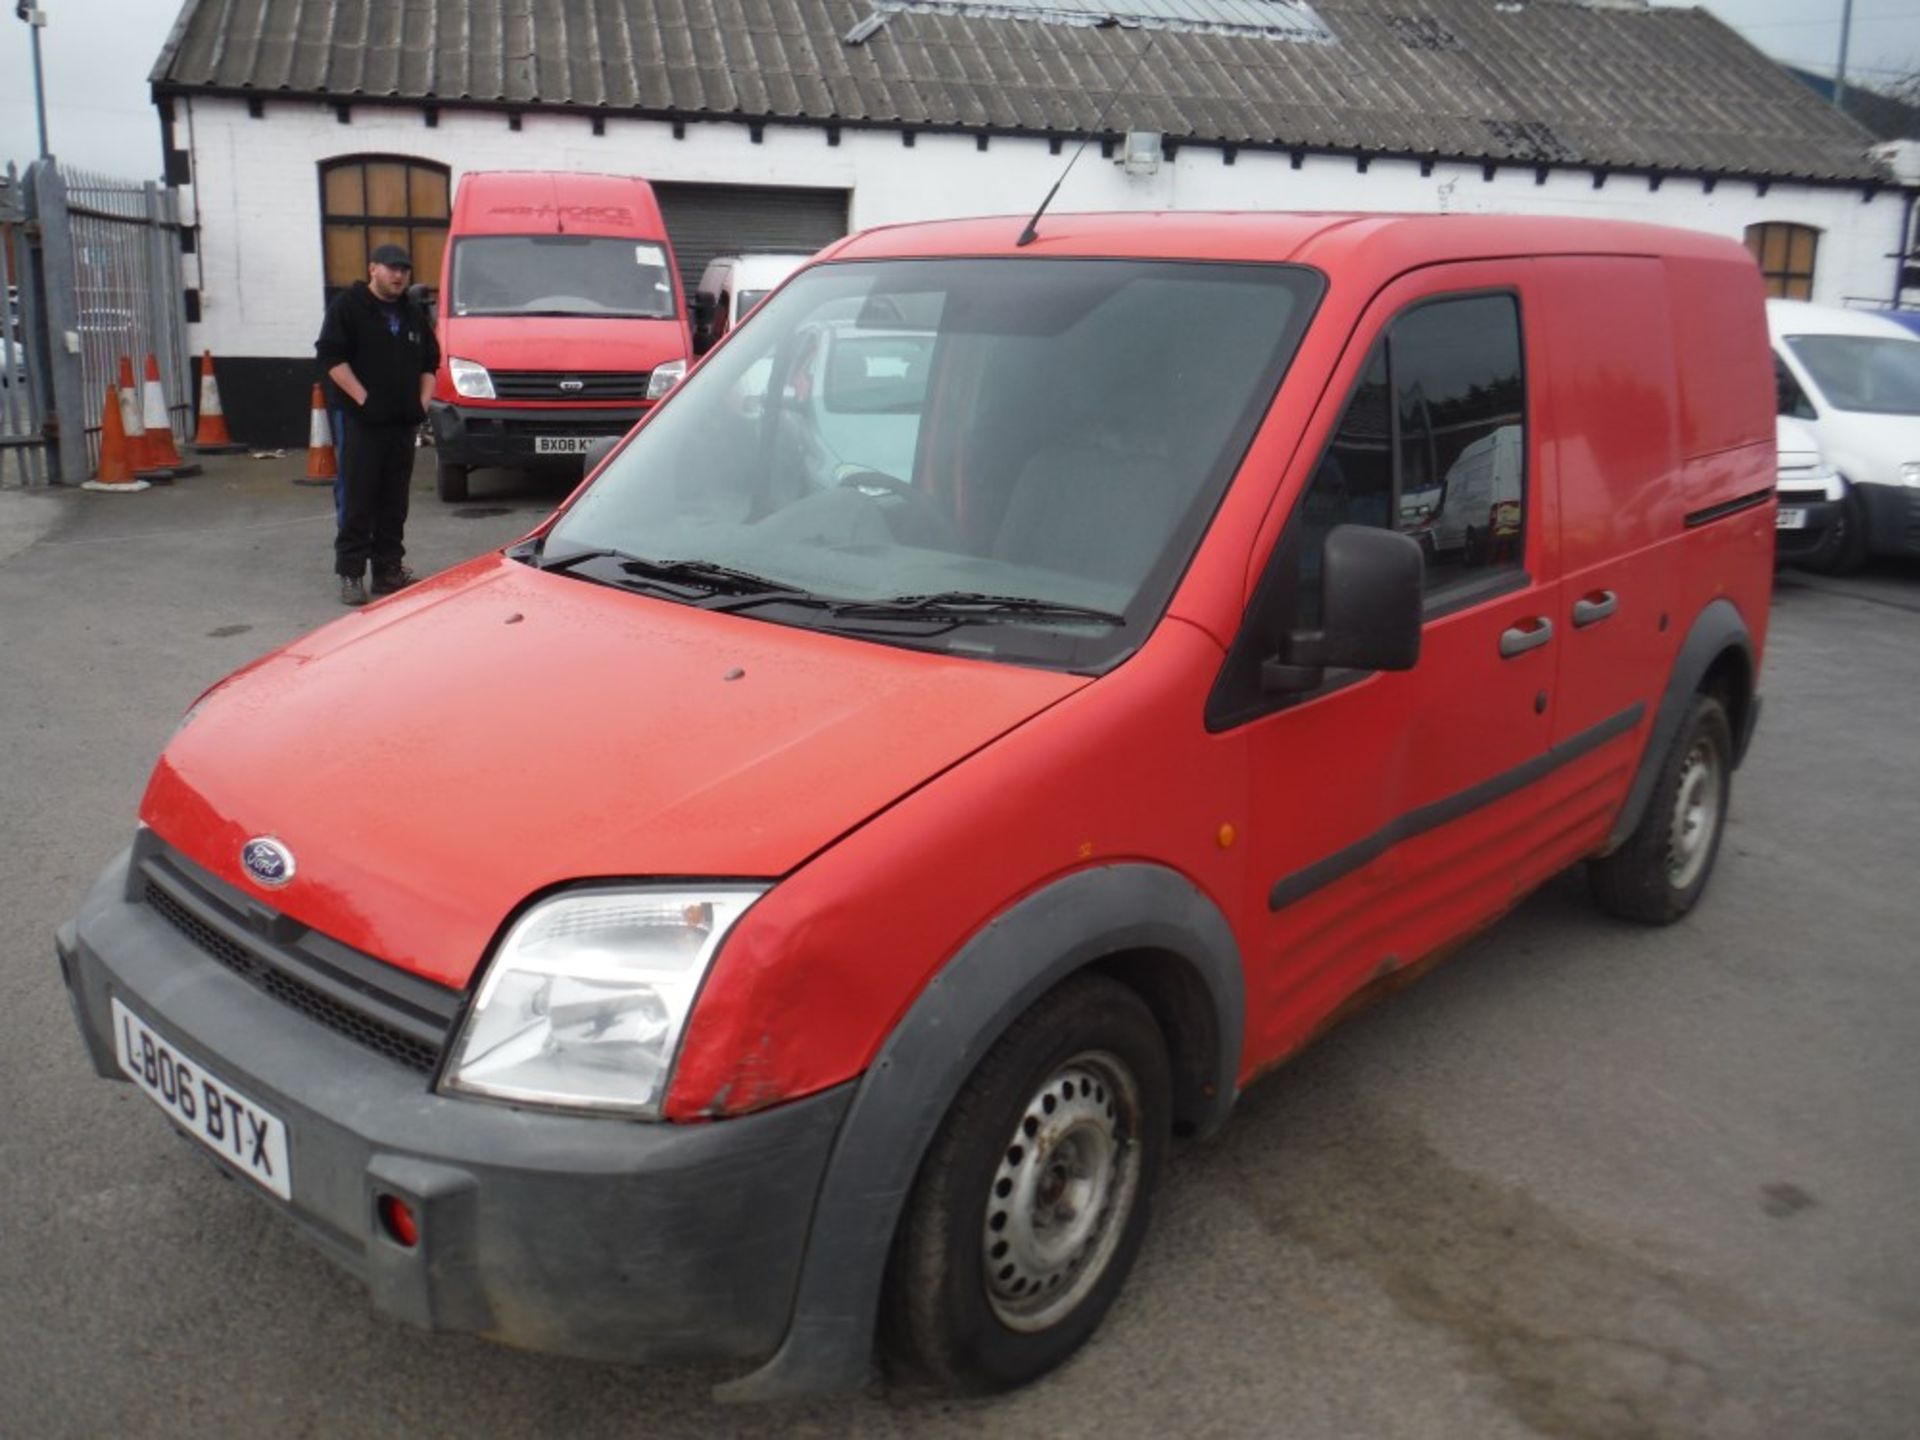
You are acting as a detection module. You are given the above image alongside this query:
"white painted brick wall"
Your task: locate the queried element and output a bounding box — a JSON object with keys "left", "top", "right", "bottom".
{"left": 178, "top": 94, "right": 1907, "bottom": 359}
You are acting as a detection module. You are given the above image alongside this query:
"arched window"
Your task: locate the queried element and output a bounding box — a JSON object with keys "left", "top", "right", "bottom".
{"left": 1745, "top": 223, "right": 1819, "bottom": 300}
{"left": 319, "top": 156, "right": 450, "bottom": 303}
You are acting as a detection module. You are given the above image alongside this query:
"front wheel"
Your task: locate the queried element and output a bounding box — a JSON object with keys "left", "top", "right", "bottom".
{"left": 881, "top": 974, "right": 1170, "bottom": 1394}
{"left": 1801, "top": 481, "right": 1870, "bottom": 575}
{"left": 436, "top": 459, "right": 469, "bottom": 503}
{"left": 1589, "top": 692, "right": 1733, "bottom": 924}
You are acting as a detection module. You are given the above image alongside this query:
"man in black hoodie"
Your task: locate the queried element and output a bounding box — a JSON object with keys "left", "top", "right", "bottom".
{"left": 315, "top": 243, "right": 441, "bottom": 605}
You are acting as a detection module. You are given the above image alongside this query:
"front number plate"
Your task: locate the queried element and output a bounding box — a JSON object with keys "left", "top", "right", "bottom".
{"left": 111, "top": 997, "right": 292, "bottom": 1200}
{"left": 1776, "top": 507, "right": 1808, "bottom": 530}
{"left": 535, "top": 436, "right": 596, "bottom": 455}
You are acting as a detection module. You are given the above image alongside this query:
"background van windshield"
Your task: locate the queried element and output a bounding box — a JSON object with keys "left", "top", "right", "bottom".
{"left": 545, "top": 257, "right": 1320, "bottom": 669}
{"left": 1786, "top": 334, "right": 1920, "bottom": 415}
{"left": 451, "top": 236, "right": 678, "bottom": 318}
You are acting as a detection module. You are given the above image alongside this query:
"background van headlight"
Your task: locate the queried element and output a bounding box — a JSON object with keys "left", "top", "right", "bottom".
{"left": 449, "top": 357, "right": 496, "bottom": 399}
{"left": 441, "top": 886, "right": 764, "bottom": 1117}
{"left": 646, "top": 359, "right": 686, "bottom": 400}
{"left": 1900, "top": 462, "right": 1920, "bottom": 488}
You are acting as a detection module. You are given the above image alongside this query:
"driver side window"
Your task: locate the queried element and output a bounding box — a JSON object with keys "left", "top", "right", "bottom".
{"left": 1295, "top": 293, "right": 1527, "bottom": 626}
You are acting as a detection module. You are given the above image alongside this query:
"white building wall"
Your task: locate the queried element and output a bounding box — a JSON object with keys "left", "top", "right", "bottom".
{"left": 179, "top": 94, "right": 1906, "bottom": 360}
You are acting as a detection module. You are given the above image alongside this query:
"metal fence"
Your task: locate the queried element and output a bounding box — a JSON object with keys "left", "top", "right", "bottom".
{"left": 0, "top": 158, "right": 191, "bottom": 487}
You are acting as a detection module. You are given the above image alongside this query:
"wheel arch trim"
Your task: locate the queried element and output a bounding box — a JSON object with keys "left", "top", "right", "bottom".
{"left": 713, "top": 863, "right": 1244, "bottom": 1402}
{"left": 1607, "top": 597, "right": 1756, "bottom": 853}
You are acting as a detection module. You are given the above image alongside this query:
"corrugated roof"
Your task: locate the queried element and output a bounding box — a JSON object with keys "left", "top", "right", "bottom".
{"left": 150, "top": 0, "right": 1888, "bottom": 184}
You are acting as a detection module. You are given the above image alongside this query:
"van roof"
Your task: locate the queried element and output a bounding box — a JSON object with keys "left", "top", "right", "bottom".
{"left": 820, "top": 210, "right": 1754, "bottom": 277}
{"left": 1766, "top": 298, "right": 1920, "bottom": 342}
{"left": 449, "top": 171, "right": 668, "bottom": 238}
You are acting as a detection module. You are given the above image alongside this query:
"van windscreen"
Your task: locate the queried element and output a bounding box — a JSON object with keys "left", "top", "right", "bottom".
{"left": 537, "top": 257, "right": 1322, "bottom": 671}
{"left": 1786, "top": 334, "right": 1920, "bottom": 415}
{"left": 450, "top": 236, "right": 678, "bottom": 319}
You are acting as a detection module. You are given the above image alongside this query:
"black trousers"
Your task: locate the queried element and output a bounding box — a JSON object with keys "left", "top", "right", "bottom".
{"left": 335, "top": 417, "right": 415, "bottom": 578}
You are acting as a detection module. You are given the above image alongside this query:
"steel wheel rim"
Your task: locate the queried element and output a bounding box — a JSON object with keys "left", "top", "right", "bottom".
{"left": 981, "top": 1051, "right": 1143, "bottom": 1333}
{"left": 1666, "top": 737, "right": 1723, "bottom": 890}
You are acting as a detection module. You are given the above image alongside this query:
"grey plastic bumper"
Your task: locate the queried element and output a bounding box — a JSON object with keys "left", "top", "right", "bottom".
{"left": 1857, "top": 480, "right": 1920, "bottom": 558}
{"left": 57, "top": 848, "right": 850, "bottom": 1368}
{"left": 429, "top": 400, "right": 646, "bottom": 471}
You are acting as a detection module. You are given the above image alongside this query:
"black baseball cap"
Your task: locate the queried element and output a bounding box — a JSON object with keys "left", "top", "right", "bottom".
{"left": 370, "top": 243, "right": 413, "bottom": 269}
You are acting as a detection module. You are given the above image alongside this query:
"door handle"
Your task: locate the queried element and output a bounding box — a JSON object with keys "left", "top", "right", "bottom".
{"left": 1499, "top": 617, "right": 1554, "bottom": 658}
{"left": 1572, "top": 590, "right": 1618, "bottom": 627}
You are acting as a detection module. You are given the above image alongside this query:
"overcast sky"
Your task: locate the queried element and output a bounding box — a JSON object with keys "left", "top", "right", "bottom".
{"left": 3, "top": 1, "right": 1918, "bottom": 178}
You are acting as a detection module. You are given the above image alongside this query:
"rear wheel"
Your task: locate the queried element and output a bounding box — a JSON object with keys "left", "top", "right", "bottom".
{"left": 881, "top": 974, "right": 1170, "bottom": 1394}
{"left": 436, "top": 459, "right": 469, "bottom": 503}
{"left": 1590, "top": 693, "right": 1733, "bottom": 924}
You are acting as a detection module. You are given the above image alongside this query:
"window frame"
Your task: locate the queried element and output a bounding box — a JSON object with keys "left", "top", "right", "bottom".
{"left": 317, "top": 154, "right": 452, "bottom": 305}
{"left": 1745, "top": 222, "right": 1819, "bottom": 301}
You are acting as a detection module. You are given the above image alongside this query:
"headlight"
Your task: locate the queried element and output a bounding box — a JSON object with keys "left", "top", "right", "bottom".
{"left": 646, "top": 358, "right": 686, "bottom": 400}
{"left": 449, "top": 356, "right": 495, "bottom": 400}
{"left": 440, "top": 885, "right": 764, "bottom": 1117}
{"left": 1900, "top": 462, "right": 1920, "bottom": 488}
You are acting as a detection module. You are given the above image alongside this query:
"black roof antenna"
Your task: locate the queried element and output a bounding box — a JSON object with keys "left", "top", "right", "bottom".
{"left": 1017, "top": 19, "right": 1161, "bottom": 248}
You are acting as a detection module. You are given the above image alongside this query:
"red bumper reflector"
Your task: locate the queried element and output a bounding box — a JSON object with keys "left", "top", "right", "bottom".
{"left": 377, "top": 1193, "right": 420, "bottom": 1248}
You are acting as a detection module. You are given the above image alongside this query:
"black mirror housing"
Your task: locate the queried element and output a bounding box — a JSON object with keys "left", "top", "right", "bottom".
{"left": 1276, "top": 524, "right": 1423, "bottom": 684}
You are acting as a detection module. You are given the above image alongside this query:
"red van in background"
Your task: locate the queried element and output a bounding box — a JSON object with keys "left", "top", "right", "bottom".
{"left": 60, "top": 212, "right": 1776, "bottom": 1400}
{"left": 428, "top": 171, "right": 690, "bottom": 501}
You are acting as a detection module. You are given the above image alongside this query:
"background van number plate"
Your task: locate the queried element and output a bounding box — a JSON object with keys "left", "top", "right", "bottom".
{"left": 1776, "top": 508, "right": 1808, "bottom": 530}
{"left": 111, "top": 997, "right": 292, "bottom": 1200}
{"left": 536, "top": 436, "right": 595, "bottom": 454}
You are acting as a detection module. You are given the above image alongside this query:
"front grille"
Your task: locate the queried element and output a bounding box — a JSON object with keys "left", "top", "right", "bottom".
{"left": 496, "top": 416, "right": 637, "bottom": 441}
{"left": 145, "top": 881, "right": 448, "bottom": 1074}
{"left": 491, "top": 370, "right": 651, "bottom": 401}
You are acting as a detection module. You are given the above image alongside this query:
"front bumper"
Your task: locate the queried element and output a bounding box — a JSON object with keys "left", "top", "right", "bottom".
{"left": 1773, "top": 493, "right": 1842, "bottom": 562}
{"left": 57, "top": 844, "right": 849, "bottom": 1366}
{"left": 429, "top": 400, "right": 647, "bottom": 472}
{"left": 1856, "top": 480, "right": 1920, "bottom": 558}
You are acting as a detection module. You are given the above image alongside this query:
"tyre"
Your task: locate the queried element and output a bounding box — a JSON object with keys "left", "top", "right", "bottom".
{"left": 880, "top": 973, "right": 1171, "bottom": 1394}
{"left": 436, "top": 459, "right": 470, "bottom": 503}
{"left": 1589, "top": 692, "right": 1733, "bottom": 924}
{"left": 1801, "top": 481, "right": 1869, "bottom": 575}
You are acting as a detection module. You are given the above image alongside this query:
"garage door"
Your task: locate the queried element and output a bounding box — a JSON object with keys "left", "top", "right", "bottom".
{"left": 653, "top": 184, "right": 851, "bottom": 304}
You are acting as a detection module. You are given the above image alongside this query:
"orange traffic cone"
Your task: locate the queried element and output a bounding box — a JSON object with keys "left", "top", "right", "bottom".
{"left": 299, "top": 382, "right": 337, "bottom": 485}
{"left": 117, "top": 355, "right": 173, "bottom": 481}
{"left": 141, "top": 353, "right": 201, "bottom": 476}
{"left": 82, "top": 383, "right": 150, "bottom": 492}
{"left": 192, "top": 350, "right": 245, "bottom": 452}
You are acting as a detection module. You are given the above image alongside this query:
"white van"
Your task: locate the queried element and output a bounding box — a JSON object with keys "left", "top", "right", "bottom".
{"left": 1774, "top": 415, "right": 1844, "bottom": 569}
{"left": 1423, "top": 422, "right": 1523, "bottom": 563}
{"left": 692, "top": 253, "right": 811, "bottom": 354}
{"left": 1767, "top": 299, "right": 1920, "bottom": 572}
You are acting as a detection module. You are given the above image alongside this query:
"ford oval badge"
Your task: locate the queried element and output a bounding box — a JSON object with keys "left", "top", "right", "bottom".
{"left": 241, "top": 837, "right": 295, "bottom": 889}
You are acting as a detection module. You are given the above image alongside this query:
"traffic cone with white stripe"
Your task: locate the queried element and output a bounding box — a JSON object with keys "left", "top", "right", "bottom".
{"left": 141, "top": 353, "right": 201, "bottom": 476}
{"left": 82, "top": 383, "right": 150, "bottom": 492}
{"left": 117, "top": 355, "right": 174, "bottom": 482}
{"left": 299, "top": 382, "right": 337, "bottom": 485}
{"left": 192, "top": 350, "right": 245, "bottom": 453}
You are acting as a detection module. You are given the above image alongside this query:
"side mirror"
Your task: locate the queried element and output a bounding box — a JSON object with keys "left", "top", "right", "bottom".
{"left": 407, "top": 282, "right": 438, "bottom": 326}
{"left": 691, "top": 295, "right": 716, "bottom": 354}
{"left": 1263, "top": 524, "right": 1423, "bottom": 693}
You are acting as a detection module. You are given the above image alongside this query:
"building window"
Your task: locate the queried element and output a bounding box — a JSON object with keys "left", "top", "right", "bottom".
{"left": 1746, "top": 223, "right": 1818, "bottom": 300}
{"left": 319, "top": 157, "right": 450, "bottom": 303}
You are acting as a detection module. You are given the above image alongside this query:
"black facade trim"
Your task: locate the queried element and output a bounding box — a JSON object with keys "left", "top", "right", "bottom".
{"left": 147, "top": 84, "right": 1906, "bottom": 195}
{"left": 1266, "top": 704, "right": 1646, "bottom": 912}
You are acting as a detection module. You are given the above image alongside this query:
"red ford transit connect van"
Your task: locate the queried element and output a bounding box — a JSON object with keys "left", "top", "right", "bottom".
{"left": 428, "top": 171, "right": 691, "bottom": 501}
{"left": 59, "top": 212, "right": 1775, "bottom": 1399}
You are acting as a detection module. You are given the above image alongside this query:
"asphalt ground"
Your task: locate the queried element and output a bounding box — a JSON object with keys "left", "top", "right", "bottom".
{"left": 2, "top": 453, "right": 1916, "bottom": 1439}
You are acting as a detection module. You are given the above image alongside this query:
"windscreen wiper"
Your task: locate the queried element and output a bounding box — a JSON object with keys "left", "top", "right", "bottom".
{"left": 828, "top": 592, "right": 1126, "bottom": 626}
{"left": 617, "top": 556, "right": 807, "bottom": 598}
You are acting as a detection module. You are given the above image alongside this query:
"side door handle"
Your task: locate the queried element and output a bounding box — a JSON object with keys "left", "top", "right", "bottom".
{"left": 1499, "top": 617, "right": 1554, "bottom": 658}
{"left": 1572, "top": 590, "right": 1618, "bottom": 627}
